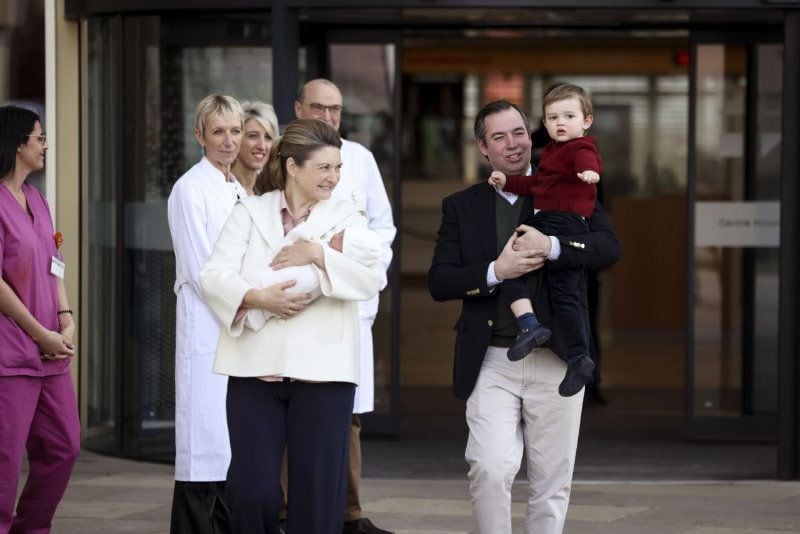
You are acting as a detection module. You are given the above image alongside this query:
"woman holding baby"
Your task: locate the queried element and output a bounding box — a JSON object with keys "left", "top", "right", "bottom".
{"left": 200, "top": 118, "right": 385, "bottom": 534}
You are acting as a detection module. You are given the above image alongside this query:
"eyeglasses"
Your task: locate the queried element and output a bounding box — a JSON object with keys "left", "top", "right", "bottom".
{"left": 302, "top": 102, "right": 344, "bottom": 117}
{"left": 25, "top": 134, "right": 47, "bottom": 144}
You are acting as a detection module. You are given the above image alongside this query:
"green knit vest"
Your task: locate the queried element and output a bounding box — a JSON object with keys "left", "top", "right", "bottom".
{"left": 490, "top": 194, "right": 533, "bottom": 347}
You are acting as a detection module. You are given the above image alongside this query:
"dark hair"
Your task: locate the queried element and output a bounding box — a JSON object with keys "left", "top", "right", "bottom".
{"left": 0, "top": 105, "right": 40, "bottom": 181}
{"left": 473, "top": 100, "right": 532, "bottom": 143}
{"left": 542, "top": 83, "right": 593, "bottom": 118}
{"left": 254, "top": 119, "right": 342, "bottom": 194}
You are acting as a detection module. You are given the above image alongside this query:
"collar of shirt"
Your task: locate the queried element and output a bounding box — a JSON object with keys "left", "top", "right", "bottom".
{"left": 199, "top": 156, "right": 247, "bottom": 198}
{"left": 280, "top": 192, "right": 313, "bottom": 235}
{"left": 492, "top": 165, "right": 532, "bottom": 205}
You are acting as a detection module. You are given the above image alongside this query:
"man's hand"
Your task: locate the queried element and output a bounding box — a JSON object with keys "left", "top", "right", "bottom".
{"left": 577, "top": 170, "right": 600, "bottom": 184}
{"left": 489, "top": 171, "right": 507, "bottom": 189}
{"left": 494, "top": 233, "right": 547, "bottom": 280}
{"left": 512, "top": 224, "right": 552, "bottom": 257}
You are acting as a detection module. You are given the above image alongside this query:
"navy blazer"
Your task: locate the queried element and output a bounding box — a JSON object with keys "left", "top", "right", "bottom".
{"left": 428, "top": 182, "right": 621, "bottom": 400}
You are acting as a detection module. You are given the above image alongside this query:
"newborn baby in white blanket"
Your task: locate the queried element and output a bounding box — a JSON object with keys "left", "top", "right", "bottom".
{"left": 238, "top": 222, "right": 379, "bottom": 331}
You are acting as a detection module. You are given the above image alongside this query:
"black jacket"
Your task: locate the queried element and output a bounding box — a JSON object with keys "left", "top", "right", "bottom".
{"left": 428, "top": 182, "right": 621, "bottom": 400}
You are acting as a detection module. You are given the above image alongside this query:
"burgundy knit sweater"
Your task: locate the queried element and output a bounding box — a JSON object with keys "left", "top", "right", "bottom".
{"left": 503, "top": 136, "right": 602, "bottom": 218}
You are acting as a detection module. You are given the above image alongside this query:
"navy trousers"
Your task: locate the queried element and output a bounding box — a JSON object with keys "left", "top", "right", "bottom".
{"left": 501, "top": 209, "right": 591, "bottom": 364}
{"left": 225, "top": 377, "right": 355, "bottom": 534}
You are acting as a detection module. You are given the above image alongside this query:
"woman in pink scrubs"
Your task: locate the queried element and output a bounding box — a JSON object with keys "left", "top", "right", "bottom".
{"left": 0, "top": 106, "right": 80, "bottom": 534}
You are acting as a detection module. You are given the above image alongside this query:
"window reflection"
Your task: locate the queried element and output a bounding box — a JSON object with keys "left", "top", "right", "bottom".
{"left": 330, "top": 43, "right": 397, "bottom": 417}
{"left": 691, "top": 43, "right": 781, "bottom": 418}
{"left": 84, "top": 17, "right": 121, "bottom": 452}
{"left": 0, "top": 0, "right": 46, "bottom": 193}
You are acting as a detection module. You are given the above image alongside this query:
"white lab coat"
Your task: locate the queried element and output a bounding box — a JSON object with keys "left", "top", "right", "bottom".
{"left": 167, "top": 157, "right": 246, "bottom": 482}
{"left": 335, "top": 139, "right": 397, "bottom": 414}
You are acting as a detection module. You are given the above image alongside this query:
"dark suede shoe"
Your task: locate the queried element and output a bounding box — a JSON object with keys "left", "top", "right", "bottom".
{"left": 507, "top": 323, "right": 552, "bottom": 361}
{"left": 559, "top": 355, "right": 596, "bottom": 397}
{"left": 343, "top": 517, "right": 394, "bottom": 534}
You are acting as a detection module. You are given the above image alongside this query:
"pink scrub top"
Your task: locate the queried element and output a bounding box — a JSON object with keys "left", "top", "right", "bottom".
{"left": 0, "top": 182, "right": 68, "bottom": 377}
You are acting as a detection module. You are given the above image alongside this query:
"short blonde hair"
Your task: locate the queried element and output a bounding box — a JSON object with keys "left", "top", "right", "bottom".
{"left": 241, "top": 100, "right": 279, "bottom": 140}
{"left": 194, "top": 94, "right": 244, "bottom": 137}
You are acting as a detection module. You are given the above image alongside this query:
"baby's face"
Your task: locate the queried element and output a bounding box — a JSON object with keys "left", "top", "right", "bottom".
{"left": 543, "top": 97, "right": 593, "bottom": 143}
{"left": 329, "top": 231, "right": 344, "bottom": 253}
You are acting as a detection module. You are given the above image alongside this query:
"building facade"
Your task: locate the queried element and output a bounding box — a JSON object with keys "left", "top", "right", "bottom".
{"left": 24, "top": 0, "right": 800, "bottom": 478}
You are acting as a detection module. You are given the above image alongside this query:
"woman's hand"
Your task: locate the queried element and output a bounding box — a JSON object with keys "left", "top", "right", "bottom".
{"left": 38, "top": 329, "right": 74, "bottom": 360}
{"left": 60, "top": 321, "right": 75, "bottom": 346}
{"left": 270, "top": 241, "right": 324, "bottom": 270}
{"left": 247, "top": 280, "right": 312, "bottom": 319}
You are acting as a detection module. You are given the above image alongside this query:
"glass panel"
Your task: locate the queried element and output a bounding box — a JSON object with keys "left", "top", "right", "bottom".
{"left": 178, "top": 46, "right": 274, "bottom": 170}
{"left": 84, "top": 17, "right": 121, "bottom": 453}
{"left": 400, "top": 35, "right": 691, "bottom": 413}
{"left": 692, "top": 44, "right": 747, "bottom": 416}
{"left": 0, "top": 0, "right": 46, "bottom": 193}
{"left": 750, "top": 44, "right": 782, "bottom": 414}
{"left": 329, "top": 43, "right": 397, "bottom": 417}
{"left": 118, "top": 15, "right": 273, "bottom": 455}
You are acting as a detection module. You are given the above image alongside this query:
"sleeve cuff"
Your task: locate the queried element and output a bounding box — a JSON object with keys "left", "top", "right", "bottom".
{"left": 548, "top": 236, "right": 561, "bottom": 261}
{"left": 487, "top": 261, "right": 501, "bottom": 288}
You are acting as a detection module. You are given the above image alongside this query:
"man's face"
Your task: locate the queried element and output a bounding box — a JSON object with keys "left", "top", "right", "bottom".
{"left": 476, "top": 108, "right": 532, "bottom": 176}
{"left": 294, "top": 82, "right": 343, "bottom": 131}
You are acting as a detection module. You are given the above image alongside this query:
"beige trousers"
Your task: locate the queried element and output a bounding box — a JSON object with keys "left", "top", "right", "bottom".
{"left": 465, "top": 346, "right": 584, "bottom": 534}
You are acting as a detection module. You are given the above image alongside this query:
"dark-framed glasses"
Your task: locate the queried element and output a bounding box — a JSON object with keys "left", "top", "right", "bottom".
{"left": 304, "top": 102, "right": 344, "bottom": 116}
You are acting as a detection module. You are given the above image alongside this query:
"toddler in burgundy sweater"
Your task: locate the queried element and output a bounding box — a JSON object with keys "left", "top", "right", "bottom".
{"left": 489, "top": 83, "right": 602, "bottom": 397}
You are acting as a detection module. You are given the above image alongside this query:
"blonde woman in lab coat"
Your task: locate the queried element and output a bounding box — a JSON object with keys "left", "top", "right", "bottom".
{"left": 200, "top": 119, "right": 385, "bottom": 534}
{"left": 167, "top": 94, "right": 245, "bottom": 534}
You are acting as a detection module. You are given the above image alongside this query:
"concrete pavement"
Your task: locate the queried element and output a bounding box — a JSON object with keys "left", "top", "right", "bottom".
{"left": 17, "top": 449, "right": 800, "bottom": 533}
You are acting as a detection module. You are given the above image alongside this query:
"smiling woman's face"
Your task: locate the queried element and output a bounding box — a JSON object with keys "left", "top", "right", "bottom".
{"left": 197, "top": 112, "right": 242, "bottom": 169}
{"left": 237, "top": 118, "right": 272, "bottom": 171}
{"left": 18, "top": 121, "right": 47, "bottom": 173}
{"left": 287, "top": 145, "right": 342, "bottom": 202}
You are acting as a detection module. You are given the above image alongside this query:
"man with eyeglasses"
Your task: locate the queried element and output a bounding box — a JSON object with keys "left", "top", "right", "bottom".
{"left": 294, "top": 79, "right": 396, "bottom": 534}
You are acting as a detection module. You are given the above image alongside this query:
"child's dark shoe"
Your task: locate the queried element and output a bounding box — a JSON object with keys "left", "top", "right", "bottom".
{"left": 507, "top": 324, "right": 551, "bottom": 362}
{"left": 559, "top": 355, "right": 596, "bottom": 397}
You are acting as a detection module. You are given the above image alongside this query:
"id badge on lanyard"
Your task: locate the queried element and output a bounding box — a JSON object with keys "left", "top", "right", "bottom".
{"left": 50, "top": 257, "right": 65, "bottom": 279}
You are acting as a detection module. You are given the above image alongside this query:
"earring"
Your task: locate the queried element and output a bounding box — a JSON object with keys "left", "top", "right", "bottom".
{"left": 200, "top": 146, "right": 206, "bottom": 157}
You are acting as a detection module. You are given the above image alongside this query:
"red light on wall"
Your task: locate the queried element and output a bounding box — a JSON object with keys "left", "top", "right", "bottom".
{"left": 674, "top": 50, "right": 691, "bottom": 67}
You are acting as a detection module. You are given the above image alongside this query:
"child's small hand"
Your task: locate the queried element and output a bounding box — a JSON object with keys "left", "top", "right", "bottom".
{"left": 489, "top": 171, "right": 507, "bottom": 188}
{"left": 577, "top": 170, "right": 600, "bottom": 184}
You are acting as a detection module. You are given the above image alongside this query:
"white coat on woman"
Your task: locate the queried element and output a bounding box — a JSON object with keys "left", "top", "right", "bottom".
{"left": 199, "top": 190, "right": 385, "bottom": 381}
{"left": 335, "top": 139, "right": 396, "bottom": 413}
{"left": 167, "top": 156, "right": 246, "bottom": 481}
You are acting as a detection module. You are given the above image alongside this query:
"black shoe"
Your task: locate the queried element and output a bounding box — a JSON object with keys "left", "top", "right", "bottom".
{"left": 278, "top": 519, "right": 287, "bottom": 534}
{"left": 507, "top": 324, "right": 552, "bottom": 361}
{"left": 343, "top": 517, "right": 394, "bottom": 534}
{"left": 559, "top": 356, "right": 596, "bottom": 397}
